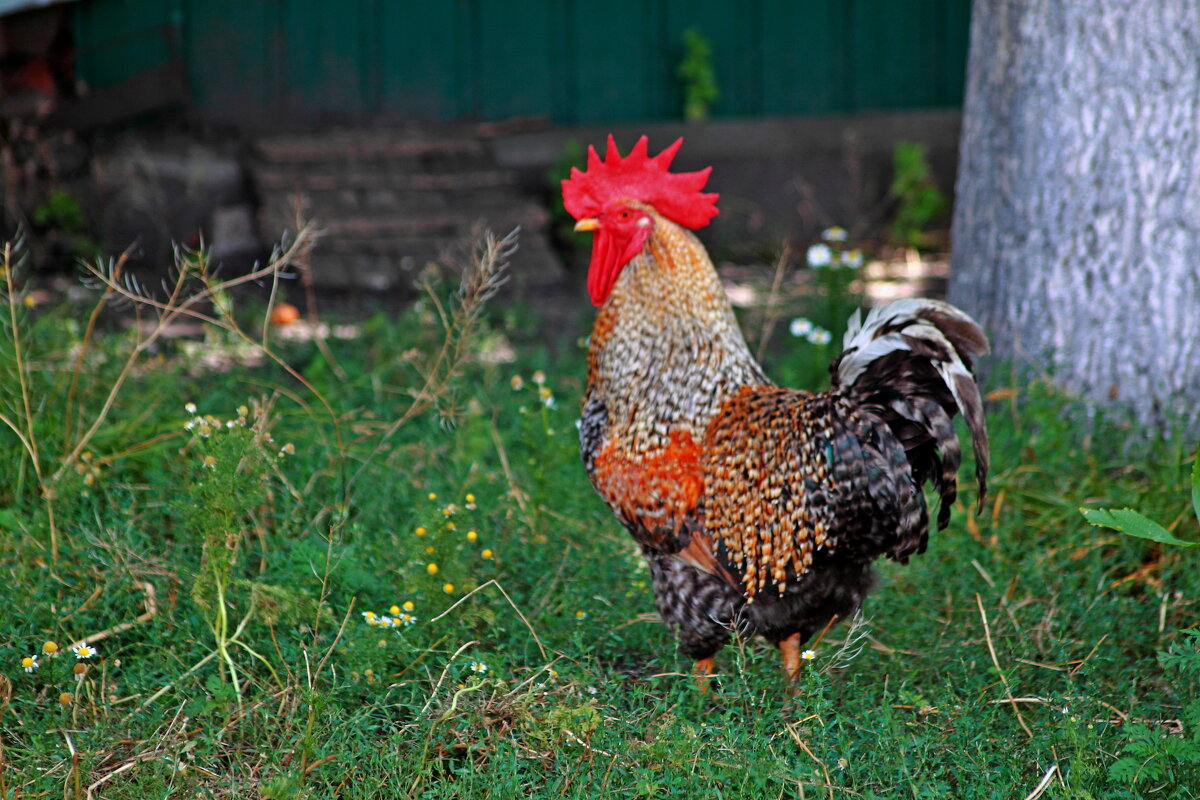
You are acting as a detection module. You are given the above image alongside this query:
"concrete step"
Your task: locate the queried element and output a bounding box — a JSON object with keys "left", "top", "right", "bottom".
{"left": 256, "top": 131, "right": 485, "bottom": 164}
{"left": 272, "top": 204, "right": 547, "bottom": 237}
{"left": 250, "top": 125, "right": 564, "bottom": 294}
{"left": 259, "top": 186, "right": 535, "bottom": 219}
{"left": 308, "top": 233, "right": 562, "bottom": 293}
{"left": 255, "top": 167, "right": 517, "bottom": 192}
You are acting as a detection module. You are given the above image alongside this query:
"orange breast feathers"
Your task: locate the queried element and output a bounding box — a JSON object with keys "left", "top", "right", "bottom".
{"left": 590, "top": 429, "right": 704, "bottom": 541}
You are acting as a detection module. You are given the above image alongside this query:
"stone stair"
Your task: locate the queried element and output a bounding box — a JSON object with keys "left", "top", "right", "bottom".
{"left": 251, "top": 127, "right": 562, "bottom": 294}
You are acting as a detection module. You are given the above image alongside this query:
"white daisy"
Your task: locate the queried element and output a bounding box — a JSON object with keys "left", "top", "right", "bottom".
{"left": 806, "top": 328, "right": 833, "bottom": 346}
{"left": 789, "top": 317, "right": 814, "bottom": 338}
{"left": 806, "top": 243, "right": 833, "bottom": 268}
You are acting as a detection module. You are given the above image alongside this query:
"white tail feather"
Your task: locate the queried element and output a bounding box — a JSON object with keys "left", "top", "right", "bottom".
{"left": 837, "top": 299, "right": 985, "bottom": 418}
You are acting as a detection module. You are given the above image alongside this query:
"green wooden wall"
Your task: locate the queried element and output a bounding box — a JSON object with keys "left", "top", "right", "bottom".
{"left": 73, "top": 0, "right": 971, "bottom": 126}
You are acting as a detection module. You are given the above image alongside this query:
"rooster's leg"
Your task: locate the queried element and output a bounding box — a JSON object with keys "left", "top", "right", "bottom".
{"left": 779, "top": 633, "right": 805, "bottom": 682}
{"left": 693, "top": 657, "right": 715, "bottom": 694}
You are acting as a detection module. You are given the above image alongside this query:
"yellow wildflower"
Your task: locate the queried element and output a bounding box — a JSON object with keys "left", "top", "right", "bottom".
{"left": 426, "top": 563, "right": 438, "bottom": 575}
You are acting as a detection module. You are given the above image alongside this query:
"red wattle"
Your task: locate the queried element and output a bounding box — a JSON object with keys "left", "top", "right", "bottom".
{"left": 589, "top": 227, "right": 650, "bottom": 306}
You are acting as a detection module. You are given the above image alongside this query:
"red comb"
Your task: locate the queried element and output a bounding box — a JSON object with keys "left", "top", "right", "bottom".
{"left": 561, "top": 136, "right": 719, "bottom": 230}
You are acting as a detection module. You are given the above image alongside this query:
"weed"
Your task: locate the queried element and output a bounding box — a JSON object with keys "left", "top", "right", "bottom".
{"left": 31, "top": 189, "right": 100, "bottom": 263}
{"left": 888, "top": 141, "right": 948, "bottom": 250}
{"left": 1081, "top": 447, "right": 1200, "bottom": 549}
{"left": 544, "top": 140, "right": 585, "bottom": 259}
{"left": 677, "top": 28, "right": 720, "bottom": 122}
{"left": 754, "top": 227, "right": 865, "bottom": 392}
{"left": 32, "top": 190, "right": 86, "bottom": 234}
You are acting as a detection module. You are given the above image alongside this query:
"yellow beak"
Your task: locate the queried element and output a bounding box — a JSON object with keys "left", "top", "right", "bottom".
{"left": 574, "top": 218, "right": 599, "bottom": 232}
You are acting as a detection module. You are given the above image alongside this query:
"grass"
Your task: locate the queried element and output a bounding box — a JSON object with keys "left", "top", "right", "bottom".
{"left": 1, "top": 230, "right": 1198, "bottom": 799}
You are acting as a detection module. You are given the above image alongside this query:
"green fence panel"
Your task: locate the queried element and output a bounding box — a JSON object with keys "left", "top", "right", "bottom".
{"left": 72, "top": 0, "right": 972, "bottom": 126}
{"left": 758, "top": 0, "right": 848, "bottom": 115}
{"left": 661, "top": 0, "right": 760, "bottom": 118}
{"left": 278, "top": 0, "right": 367, "bottom": 118}
{"left": 849, "top": 0, "right": 967, "bottom": 111}
{"left": 74, "top": 0, "right": 177, "bottom": 89}
{"left": 474, "top": 0, "right": 557, "bottom": 120}
{"left": 565, "top": 0, "right": 663, "bottom": 123}
{"left": 378, "top": 0, "right": 470, "bottom": 120}
{"left": 180, "top": 0, "right": 275, "bottom": 121}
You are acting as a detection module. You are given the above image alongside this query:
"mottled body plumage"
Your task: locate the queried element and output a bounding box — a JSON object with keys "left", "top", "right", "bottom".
{"left": 569, "top": 137, "right": 989, "bottom": 672}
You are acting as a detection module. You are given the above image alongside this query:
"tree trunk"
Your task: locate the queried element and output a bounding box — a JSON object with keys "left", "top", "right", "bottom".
{"left": 949, "top": 0, "right": 1200, "bottom": 433}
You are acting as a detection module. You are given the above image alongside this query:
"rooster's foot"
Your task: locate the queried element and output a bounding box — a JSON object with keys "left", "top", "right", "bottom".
{"left": 779, "top": 632, "right": 806, "bottom": 684}
{"left": 693, "top": 657, "right": 715, "bottom": 694}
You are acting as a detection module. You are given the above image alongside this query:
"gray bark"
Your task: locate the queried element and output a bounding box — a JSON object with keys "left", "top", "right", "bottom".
{"left": 949, "top": 0, "right": 1200, "bottom": 433}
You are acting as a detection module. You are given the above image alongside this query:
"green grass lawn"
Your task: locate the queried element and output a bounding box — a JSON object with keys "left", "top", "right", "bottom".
{"left": 1, "top": 237, "right": 1197, "bottom": 799}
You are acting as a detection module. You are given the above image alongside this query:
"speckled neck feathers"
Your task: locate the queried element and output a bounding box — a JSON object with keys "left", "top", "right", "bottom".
{"left": 587, "top": 215, "right": 766, "bottom": 454}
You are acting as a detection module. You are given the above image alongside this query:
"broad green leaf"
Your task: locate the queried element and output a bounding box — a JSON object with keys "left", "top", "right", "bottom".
{"left": 1108, "top": 756, "right": 1143, "bottom": 784}
{"left": 0, "top": 508, "right": 20, "bottom": 531}
{"left": 1080, "top": 507, "right": 1200, "bottom": 548}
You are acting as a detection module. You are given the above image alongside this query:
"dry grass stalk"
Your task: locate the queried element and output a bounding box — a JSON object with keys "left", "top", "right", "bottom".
{"left": 977, "top": 592, "right": 1034, "bottom": 738}
{"left": 347, "top": 226, "right": 516, "bottom": 492}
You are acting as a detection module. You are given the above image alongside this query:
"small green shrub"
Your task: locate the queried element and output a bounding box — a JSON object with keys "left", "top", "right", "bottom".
{"left": 888, "top": 141, "right": 948, "bottom": 249}
{"left": 32, "top": 189, "right": 86, "bottom": 233}
{"left": 545, "top": 139, "right": 585, "bottom": 259}
{"left": 677, "top": 28, "right": 720, "bottom": 122}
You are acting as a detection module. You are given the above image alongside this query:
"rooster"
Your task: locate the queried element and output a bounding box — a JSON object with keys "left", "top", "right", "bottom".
{"left": 563, "top": 136, "right": 989, "bottom": 683}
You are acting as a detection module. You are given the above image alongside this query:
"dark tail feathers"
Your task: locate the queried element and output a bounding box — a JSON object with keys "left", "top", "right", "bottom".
{"left": 832, "top": 299, "right": 990, "bottom": 529}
